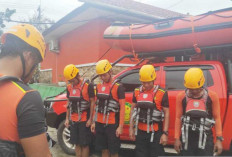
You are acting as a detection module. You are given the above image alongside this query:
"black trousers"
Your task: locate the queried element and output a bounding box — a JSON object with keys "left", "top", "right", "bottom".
{"left": 181, "top": 130, "right": 214, "bottom": 156}
{"left": 135, "top": 129, "right": 165, "bottom": 157}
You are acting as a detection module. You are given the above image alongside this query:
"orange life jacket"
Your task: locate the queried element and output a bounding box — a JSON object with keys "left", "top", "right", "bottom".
{"left": 134, "top": 85, "right": 165, "bottom": 132}
{"left": 67, "top": 79, "right": 90, "bottom": 122}
{"left": 184, "top": 89, "right": 208, "bottom": 118}
{"left": 94, "top": 81, "right": 120, "bottom": 124}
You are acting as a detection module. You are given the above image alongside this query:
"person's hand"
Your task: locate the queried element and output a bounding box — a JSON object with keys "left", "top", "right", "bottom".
{"left": 64, "top": 119, "right": 69, "bottom": 128}
{"left": 129, "top": 127, "right": 135, "bottom": 140}
{"left": 116, "top": 125, "right": 123, "bottom": 137}
{"left": 91, "top": 123, "right": 95, "bottom": 133}
{"left": 214, "top": 140, "right": 223, "bottom": 155}
{"left": 174, "top": 139, "right": 182, "bottom": 153}
{"left": 159, "top": 134, "right": 168, "bottom": 145}
{"left": 86, "top": 119, "right": 92, "bottom": 127}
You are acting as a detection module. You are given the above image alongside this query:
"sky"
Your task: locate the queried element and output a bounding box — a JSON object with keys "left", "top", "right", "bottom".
{"left": 0, "top": 0, "right": 232, "bottom": 30}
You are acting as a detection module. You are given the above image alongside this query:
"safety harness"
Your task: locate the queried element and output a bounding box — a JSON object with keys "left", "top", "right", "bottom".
{"left": 131, "top": 85, "right": 164, "bottom": 142}
{"left": 68, "top": 79, "right": 90, "bottom": 122}
{"left": 94, "top": 80, "right": 120, "bottom": 125}
{"left": 181, "top": 89, "right": 215, "bottom": 150}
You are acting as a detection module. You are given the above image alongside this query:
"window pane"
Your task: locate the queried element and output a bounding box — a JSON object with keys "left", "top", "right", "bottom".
{"left": 120, "top": 72, "right": 141, "bottom": 92}
{"left": 165, "top": 70, "right": 214, "bottom": 90}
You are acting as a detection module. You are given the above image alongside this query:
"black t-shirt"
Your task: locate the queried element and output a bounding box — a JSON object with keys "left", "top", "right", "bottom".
{"left": 115, "top": 84, "right": 125, "bottom": 100}
{"left": 16, "top": 82, "right": 46, "bottom": 139}
{"left": 66, "top": 82, "right": 95, "bottom": 99}
{"left": 132, "top": 87, "right": 169, "bottom": 108}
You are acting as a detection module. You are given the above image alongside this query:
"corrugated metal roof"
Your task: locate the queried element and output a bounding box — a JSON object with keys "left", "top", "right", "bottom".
{"left": 29, "top": 84, "right": 66, "bottom": 100}
{"left": 80, "top": 0, "right": 185, "bottom": 18}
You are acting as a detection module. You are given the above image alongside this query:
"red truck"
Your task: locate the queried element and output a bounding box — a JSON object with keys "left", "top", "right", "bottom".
{"left": 45, "top": 45, "right": 232, "bottom": 155}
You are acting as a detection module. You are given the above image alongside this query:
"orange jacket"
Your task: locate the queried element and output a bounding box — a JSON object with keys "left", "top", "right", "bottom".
{"left": 133, "top": 86, "right": 165, "bottom": 132}
{"left": 95, "top": 82, "right": 125, "bottom": 125}
{"left": 67, "top": 80, "right": 90, "bottom": 122}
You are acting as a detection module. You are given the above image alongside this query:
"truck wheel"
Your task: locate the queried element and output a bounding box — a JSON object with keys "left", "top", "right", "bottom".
{"left": 57, "top": 120, "right": 75, "bottom": 155}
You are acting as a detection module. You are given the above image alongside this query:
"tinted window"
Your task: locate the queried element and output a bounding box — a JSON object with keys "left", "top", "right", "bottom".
{"left": 120, "top": 72, "right": 141, "bottom": 92}
{"left": 165, "top": 70, "right": 214, "bottom": 90}
{"left": 119, "top": 67, "right": 160, "bottom": 92}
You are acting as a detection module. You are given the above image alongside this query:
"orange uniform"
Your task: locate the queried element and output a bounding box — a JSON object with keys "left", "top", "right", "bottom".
{"left": 67, "top": 80, "right": 94, "bottom": 122}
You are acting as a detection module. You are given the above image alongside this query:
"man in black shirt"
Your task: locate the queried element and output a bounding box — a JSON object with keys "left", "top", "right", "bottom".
{"left": 0, "top": 24, "right": 51, "bottom": 157}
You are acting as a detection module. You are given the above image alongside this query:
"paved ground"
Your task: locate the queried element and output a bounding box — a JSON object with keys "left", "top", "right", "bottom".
{"left": 48, "top": 127, "right": 232, "bottom": 157}
{"left": 48, "top": 127, "right": 178, "bottom": 157}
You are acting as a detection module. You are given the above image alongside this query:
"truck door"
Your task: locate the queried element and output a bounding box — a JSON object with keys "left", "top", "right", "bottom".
{"left": 162, "top": 65, "right": 215, "bottom": 145}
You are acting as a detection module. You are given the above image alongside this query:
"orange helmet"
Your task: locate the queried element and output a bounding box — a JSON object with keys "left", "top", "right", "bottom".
{"left": 1, "top": 24, "right": 46, "bottom": 61}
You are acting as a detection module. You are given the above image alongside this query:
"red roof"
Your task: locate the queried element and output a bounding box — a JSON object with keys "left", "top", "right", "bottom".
{"left": 80, "top": 0, "right": 185, "bottom": 18}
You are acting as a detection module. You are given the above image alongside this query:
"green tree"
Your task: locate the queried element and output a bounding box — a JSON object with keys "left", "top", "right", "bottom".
{"left": 0, "top": 8, "right": 16, "bottom": 37}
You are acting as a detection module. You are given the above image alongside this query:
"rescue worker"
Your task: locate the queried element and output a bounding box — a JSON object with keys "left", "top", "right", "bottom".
{"left": 174, "top": 67, "right": 223, "bottom": 156}
{"left": 129, "top": 64, "right": 169, "bottom": 157}
{"left": 0, "top": 24, "right": 51, "bottom": 156}
{"left": 91, "top": 59, "right": 125, "bottom": 157}
{"left": 63, "top": 64, "right": 95, "bottom": 157}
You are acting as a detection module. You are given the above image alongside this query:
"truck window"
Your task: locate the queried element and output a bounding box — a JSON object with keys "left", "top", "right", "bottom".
{"left": 120, "top": 72, "right": 141, "bottom": 92}
{"left": 118, "top": 67, "right": 160, "bottom": 92}
{"left": 165, "top": 70, "right": 214, "bottom": 90}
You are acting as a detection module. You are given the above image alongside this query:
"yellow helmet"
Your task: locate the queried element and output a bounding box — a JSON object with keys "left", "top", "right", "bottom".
{"left": 96, "top": 59, "right": 112, "bottom": 75}
{"left": 139, "top": 65, "right": 156, "bottom": 82}
{"left": 1, "top": 24, "right": 46, "bottom": 61}
{"left": 184, "top": 68, "right": 205, "bottom": 89}
{"left": 63, "top": 64, "right": 79, "bottom": 81}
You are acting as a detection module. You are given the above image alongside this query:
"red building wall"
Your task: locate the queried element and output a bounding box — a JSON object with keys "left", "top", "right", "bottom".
{"left": 41, "top": 18, "right": 132, "bottom": 83}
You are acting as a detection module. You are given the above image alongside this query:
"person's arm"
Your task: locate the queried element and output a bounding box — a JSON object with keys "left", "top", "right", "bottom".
{"left": 119, "top": 99, "right": 125, "bottom": 127}
{"left": 160, "top": 91, "right": 169, "bottom": 145}
{"left": 65, "top": 104, "right": 70, "bottom": 128}
{"left": 210, "top": 91, "right": 222, "bottom": 137}
{"left": 17, "top": 91, "right": 51, "bottom": 156}
{"left": 163, "top": 107, "right": 169, "bottom": 132}
{"left": 21, "top": 133, "right": 51, "bottom": 157}
{"left": 210, "top": 91, "right": 223, "bottom": 155}
{"left": 161, "top": 92, "right": 170, "bottom": 133}
{"left": 65, "top": 88, "right": 70, "bottom": 127}
{"left": 89, "top": 98, "right": 95, "bottom": 122}
{"left": 174, "top": 92, "right": 185, "bottom": 153}
{"left": 88, "top": 83, "right": 95, "bottom": 123}
{"left": 116, "top": 85, "right": 125, "bottom": 137}
{"left": 174, "top": 92, "right": 184, "bottom": 139}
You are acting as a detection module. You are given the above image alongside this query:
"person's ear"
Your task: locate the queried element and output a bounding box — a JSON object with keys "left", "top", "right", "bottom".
{"left": 22, "top": 51, "right": 31, "bottom": 60}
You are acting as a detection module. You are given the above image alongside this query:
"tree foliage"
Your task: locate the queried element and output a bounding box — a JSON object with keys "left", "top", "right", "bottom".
{"left": 27, "top": 7, "right": 54, "bottom": 33}
{"left": 0, "top": 8, "right": 16, "bottom": 36}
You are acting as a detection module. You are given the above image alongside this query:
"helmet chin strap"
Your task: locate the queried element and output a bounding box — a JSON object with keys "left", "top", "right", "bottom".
{"left": 20, "top": 54, "right": 26, "bottom": 81}
{"left": 20, "top": 53, "right": 37, "bottom": 82}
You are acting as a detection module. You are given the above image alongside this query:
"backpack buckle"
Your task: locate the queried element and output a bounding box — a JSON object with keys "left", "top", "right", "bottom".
{"left": 192, "top": 124, "right": 196, "bottom": 131}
